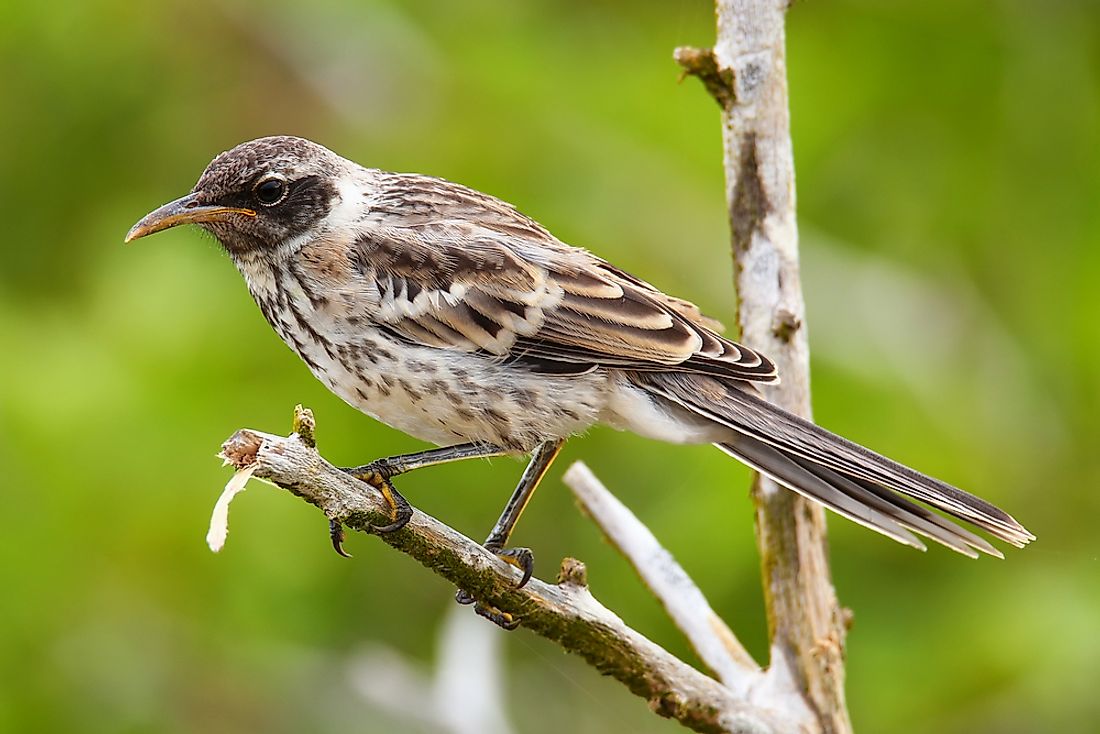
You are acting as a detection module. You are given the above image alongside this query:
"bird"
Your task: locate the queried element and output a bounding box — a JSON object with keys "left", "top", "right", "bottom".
{"left": 126, "top": 136, "right": 1033, "bottom": 624}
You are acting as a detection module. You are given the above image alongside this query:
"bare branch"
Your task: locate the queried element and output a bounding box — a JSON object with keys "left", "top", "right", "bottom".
{"left": 677, "top": 2, "right": 853, "bottom": 732}
{"left": 216, "top": 417, "right": 804, "bottom": 734}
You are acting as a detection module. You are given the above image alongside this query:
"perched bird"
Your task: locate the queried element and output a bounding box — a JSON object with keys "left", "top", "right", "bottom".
{"left": 127, "top": 136, "right": 1033, "bottom": 622}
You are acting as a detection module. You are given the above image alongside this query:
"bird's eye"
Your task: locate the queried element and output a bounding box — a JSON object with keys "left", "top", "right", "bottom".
{"left": 254, "top": 177, "right": 288, "bottom": 206}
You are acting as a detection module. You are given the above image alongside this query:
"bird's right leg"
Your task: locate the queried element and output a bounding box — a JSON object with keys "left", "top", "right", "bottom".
{"left": 456, "top": 439, "right": 565, "bottom": 629}
{"left": 334, "top": 443, "right": 507, "bottom": 554}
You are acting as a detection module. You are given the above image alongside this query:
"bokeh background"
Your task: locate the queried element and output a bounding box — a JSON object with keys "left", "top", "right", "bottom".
{"left": 2, "top": 0, "right": 1097, "bottom": 732}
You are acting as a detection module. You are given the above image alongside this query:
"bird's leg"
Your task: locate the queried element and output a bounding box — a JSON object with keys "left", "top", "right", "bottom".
{"left": 456, "top": 439, "right": 564, "bottom": 629}
{"left": 480, "top": 439, "right": 565, "bottom": 580}
{"left": 333, "top": 443, "right": 507, "bottom": 554}
{"left": 344, "top": 442, "right": 508, "bottom": 481}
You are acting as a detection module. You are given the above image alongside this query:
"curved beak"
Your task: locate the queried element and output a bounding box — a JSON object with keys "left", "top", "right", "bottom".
{"left": 124, "top": 193, "right": 256, "bottom": 243}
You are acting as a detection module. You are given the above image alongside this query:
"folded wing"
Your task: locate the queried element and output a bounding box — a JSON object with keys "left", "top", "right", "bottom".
{"left": 357, "top": 172, "right": 777, "bottom": 381}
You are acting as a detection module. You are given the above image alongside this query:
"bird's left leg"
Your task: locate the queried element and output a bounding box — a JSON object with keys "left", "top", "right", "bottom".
{"left": 333, "top": 442, "right": 507, "bottom": 555}
{"left": 456, "top": 438, "right": 565, "bottom": 629}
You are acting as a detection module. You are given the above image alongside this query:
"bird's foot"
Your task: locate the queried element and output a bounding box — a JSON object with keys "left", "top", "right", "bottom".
{"left": 494, "top": 546, "right": 535, "bottom": 588}
{"left": 343, "top": 457, "right": 399, "bottom": 484}
{"left": 326, "top": 462, "right": 412, "bottom": 557}
{"left": 453, "top": 544, "right": 534, "bottom": 630}
{"left": 473, "top": 599, "right": 521, "bottom": 630}
{"left": 454, "top": 589, "right": 520, "bottom": 630}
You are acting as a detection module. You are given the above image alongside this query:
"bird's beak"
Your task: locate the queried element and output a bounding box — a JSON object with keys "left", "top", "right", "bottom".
{"left": 124, "top": 193, "right": 256, "bottom": 243}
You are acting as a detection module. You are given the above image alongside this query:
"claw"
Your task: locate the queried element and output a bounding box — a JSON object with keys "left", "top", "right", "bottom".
{"left": 456, "top": 589, "right": 517, "bottom": 628}
{"left": 367, "top": 476, "right": 413, "bottom": 534}
{"left": 473, "top": 602, "right": 521, "bottom": 631}
{"left": 453, "top": 546, "right": 533, "bottom": 628}
{"left": 329, "top": 519, "right": 352, "bottom": 558}
{"left": 369, "top": 512, "right": 412, "bottom": 534}
{"left": 344, "top": 466, "right": 413, "bottom": 534}
{"left": 496, "top": 547, "right": 534, "bottom": 588}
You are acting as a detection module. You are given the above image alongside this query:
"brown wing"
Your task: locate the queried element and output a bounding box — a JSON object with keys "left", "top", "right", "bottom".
{"left": 355, "top": 173, "right": 778, "bottom": 382}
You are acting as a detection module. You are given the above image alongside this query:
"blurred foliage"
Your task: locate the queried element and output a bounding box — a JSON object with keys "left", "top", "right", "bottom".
{"left": 1, "top": 0, "right": 1098, "bottom": 732}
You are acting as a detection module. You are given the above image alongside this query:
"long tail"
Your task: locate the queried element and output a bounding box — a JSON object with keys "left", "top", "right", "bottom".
{"left": 630, "top": 372, "right": 1035, "bottom": 558}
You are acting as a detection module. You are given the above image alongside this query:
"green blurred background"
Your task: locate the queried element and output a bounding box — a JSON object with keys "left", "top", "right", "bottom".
{"left": 2, "top": 0, "right": 1097, "bottom": 732}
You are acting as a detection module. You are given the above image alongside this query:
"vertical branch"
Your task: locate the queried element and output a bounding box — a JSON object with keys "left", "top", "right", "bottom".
{"left": 678, "top": 2, "right": 852, "bottom": 732}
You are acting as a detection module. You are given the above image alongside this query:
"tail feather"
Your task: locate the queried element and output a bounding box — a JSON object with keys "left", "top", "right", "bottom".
{"left": 630, "top": 371, "right": 1034, "bottom": 554}
{"left": 787, "top": 451, "right": 1000, "bottom": 558}
{"left": 714, "top": 436, "right": 928, "bottom": 551}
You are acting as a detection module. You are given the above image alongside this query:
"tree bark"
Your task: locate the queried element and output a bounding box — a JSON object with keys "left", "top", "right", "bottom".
{"left": 678, "top": 2, "right": 853, "bottom": 732}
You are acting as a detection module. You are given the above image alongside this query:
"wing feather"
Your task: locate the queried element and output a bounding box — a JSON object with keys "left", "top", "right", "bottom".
{"left": 355, "top": 172, "right": 778, "bottom": 381}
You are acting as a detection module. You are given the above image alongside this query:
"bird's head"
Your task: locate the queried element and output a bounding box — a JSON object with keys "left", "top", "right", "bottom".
{"left": 126, "top": 136, "right": 347, "bottom": 258}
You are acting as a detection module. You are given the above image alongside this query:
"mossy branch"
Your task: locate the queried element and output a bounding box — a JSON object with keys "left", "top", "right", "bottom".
{"left": 216, "top": 408, "right": 809, "bottom": 734}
